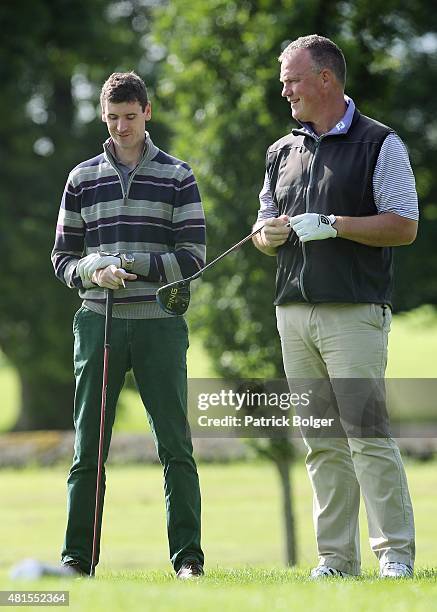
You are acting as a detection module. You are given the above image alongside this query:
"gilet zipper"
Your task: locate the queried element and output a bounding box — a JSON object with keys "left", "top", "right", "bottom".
{"left": 299, "top": 135, "right": 324, "bottom": 301}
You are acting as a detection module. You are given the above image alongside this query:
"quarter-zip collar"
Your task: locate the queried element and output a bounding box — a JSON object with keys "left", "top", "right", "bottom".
{"left": 103, "top": 131, "right": 159, "bottom": 166}
{"left": 103, "top": 132, "right": 159, "bottom": 204}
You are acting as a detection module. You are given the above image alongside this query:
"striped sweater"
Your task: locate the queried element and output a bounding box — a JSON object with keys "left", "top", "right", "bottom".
{"left": 52, "top": 133, "right": 206, "bottom": 319}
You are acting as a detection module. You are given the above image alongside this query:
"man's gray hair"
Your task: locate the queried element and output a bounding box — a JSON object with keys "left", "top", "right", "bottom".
{"left": 279, "top": 34, "right": 346, "bottom": 86}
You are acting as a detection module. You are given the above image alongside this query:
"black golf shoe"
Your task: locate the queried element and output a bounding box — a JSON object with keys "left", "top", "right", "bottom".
{"left": 176, "top": 560, "right": 204, "bottom": 580}
{"left": 62, "top": 560, "right": 89, "bottom": 577}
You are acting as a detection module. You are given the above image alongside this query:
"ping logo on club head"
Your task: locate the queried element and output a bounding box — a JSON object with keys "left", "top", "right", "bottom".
{"left": 166, "top": 287, "right": 179, "bottom": 308}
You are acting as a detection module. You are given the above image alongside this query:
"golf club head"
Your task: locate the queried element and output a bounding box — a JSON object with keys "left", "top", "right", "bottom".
{"left": 156, "top": 280, "right": 191, "bottom": 315}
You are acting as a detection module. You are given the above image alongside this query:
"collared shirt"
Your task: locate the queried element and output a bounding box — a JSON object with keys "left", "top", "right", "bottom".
{"left": 258, "top": 96, "right": 419, "bottom": 221}
{"left": 300, "top": 94, "right": 356, "bottom": 136}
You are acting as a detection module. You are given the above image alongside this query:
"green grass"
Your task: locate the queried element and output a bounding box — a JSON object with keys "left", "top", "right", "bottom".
{"left": 0, "top": 355, "right": 19, "bottom": 432}
{"left": 386, "top": 305, "right": 437, "bottom": 377}
{"left": 0, "top": 461, "right": 436, "bottom": 611}
{"left": 0, "top": 569, "right": 436, "bottom": 612}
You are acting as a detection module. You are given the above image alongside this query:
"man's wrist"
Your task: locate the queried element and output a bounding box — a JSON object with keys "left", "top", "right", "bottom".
{"left": 99, "top": 252, "right": 122, "bottom": 267}
{"left": 120, "top": 253, "right": 135, "bottom": 272}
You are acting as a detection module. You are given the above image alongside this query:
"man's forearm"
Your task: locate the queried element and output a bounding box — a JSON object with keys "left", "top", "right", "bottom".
{"left": 132, "top": 245, "right": 206, "bottom": 283}
{"left": 334, "top": 213, "right": 418, "bottom": 247}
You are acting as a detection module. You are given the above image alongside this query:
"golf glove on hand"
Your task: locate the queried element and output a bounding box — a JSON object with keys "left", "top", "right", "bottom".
{"left": 76, "top": 253, "right": 121, "bottom": 285}
{"left": 288, "top": 213, "right": 337, "bottom": 243}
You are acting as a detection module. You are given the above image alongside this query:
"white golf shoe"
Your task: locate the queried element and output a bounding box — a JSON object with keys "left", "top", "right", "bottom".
{"left": 380, "top": 562, "right": 413, "bottom": 578}
{"left": 310, "top": 565, "right": 352, "bottom": 579}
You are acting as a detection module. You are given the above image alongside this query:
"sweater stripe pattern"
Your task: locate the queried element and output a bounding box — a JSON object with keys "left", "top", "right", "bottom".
{"left": 52, "top": 135, "right": 206, "bottom": 318}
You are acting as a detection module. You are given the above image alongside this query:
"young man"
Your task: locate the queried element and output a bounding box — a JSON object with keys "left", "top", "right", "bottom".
{"left": 253, "top": 35, "right": 417, "bottom": 579}
{"left": 52, "top": 72, "right": 205, "bottom": 579}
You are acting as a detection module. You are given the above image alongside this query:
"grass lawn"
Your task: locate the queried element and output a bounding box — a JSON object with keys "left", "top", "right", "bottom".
{"left": 0, "top": 461, "right": 436, "bottom": 611}
{"left": 386, "top": 305, "right": 437, "bottom": 377}
{"left": 0, "top": 307, "right": 436, "bottom": 609}
{"left": 0, "top": 569, "right": 436, "bottom": 612}
{"left": 0, "top": 355, "right": 19, "bottom": 433}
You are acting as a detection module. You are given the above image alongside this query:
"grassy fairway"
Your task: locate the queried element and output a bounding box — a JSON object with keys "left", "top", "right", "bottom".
{"left": 0, "top": 569, "right": 436, "bottom": 612}
{"left": 386, "top": 305, "right": 437, "bottom": 377}
{"left": 0, "top": 461, "right": 436, "bottom": 611}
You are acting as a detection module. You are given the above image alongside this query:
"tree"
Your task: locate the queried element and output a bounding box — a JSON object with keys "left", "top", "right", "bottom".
{"left": 0, "top": 0, "right": 167, "bottom": 429}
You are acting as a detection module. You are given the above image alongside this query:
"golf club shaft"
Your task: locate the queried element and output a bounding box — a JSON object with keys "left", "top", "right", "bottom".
{"left": 90, "top": 288, "right": 113, "bottom": 577}
{"left": 188, "top": 224, "right": 264, "bottom": 283}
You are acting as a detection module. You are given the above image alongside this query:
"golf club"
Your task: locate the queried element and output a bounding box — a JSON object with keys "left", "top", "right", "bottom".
{"left": 90, "top": 287, "right": 113, "bottom": 577}
{"left": 156, "top": 224, "right": 265, "bottom": 315}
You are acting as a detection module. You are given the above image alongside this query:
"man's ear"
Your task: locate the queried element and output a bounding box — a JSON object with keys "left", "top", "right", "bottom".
{"left": 320, "top": 68, "right": 333, "bottom": 88}
{"left": 144, "top": 102, "right": 152, "bottom": 122}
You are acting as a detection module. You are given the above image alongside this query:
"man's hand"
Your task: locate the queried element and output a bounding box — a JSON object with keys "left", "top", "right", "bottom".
{"left": 288, "top": 213, "right": 337, "bottom": 243}
{"left": 260, "top": 215, "right": 291, "bottom": 248}
{"left": 77, "top": 253, "right": 121, "bottom": 284}
{"left": 91, "top": 265, "right": 137, "bottom": 290}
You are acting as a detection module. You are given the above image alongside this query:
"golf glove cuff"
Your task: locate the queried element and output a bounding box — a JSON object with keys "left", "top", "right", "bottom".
{"left": 81, "top": 277, "right": 96, "bottom": 289}
{"left": 288, "top": 213, "right": 337, "bottom": 243}
{"left": 76, "top": 253, "right": 121, "bottom": 284}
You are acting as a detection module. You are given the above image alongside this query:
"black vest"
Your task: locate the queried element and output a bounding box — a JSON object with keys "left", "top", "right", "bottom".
{"left": 267, "top": 110, "right": 394, "bottom": 306}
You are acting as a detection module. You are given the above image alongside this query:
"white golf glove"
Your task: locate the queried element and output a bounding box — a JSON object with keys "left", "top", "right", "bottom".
{"left": 288, "top": 213, "right": 337, "bottom": 243}
{"left": 76, "top": 253, "right": 121, "bottom": 285}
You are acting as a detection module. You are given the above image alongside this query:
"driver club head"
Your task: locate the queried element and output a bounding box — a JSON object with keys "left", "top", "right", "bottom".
{"left": 156, "top": 280, "right": 191, "bottom": 315}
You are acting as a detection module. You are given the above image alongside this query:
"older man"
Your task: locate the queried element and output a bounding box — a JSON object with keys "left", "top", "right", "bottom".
{"left": 253, "top": 35, "right": 417, "bottom": 579}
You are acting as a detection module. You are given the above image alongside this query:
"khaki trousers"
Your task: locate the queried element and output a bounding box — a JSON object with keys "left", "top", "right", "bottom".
{"left": 276, "top": 303, "right": 415, "bottom": 575}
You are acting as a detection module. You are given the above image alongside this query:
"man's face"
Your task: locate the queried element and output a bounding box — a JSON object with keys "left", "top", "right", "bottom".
{"left": 280, "top": 49, "right": 323, "bottom": 123}
{"left": 102, "top": 99, "right": 151, "bottom": 152}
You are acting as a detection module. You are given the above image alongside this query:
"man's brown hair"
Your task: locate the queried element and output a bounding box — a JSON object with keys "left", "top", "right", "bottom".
{"left": 100, "top": 71, "right": 149, "bottom": 111}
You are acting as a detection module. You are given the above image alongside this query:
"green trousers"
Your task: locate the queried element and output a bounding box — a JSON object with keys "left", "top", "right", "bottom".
{"left": 61, "top": 306, "right": 203, "bottom": 574}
